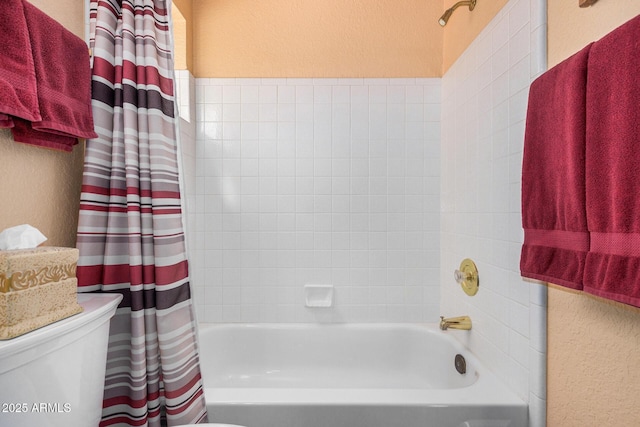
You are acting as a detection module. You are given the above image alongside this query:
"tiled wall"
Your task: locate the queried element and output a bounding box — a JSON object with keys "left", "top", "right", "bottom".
{"left": 176, "top": 70, "right": 197, "bottom": 267}
{"left": 187, "top": 78, "right": 441, "bottom": 323}
{"left": 440, "top": 0, "right": 546, "bottom": 426}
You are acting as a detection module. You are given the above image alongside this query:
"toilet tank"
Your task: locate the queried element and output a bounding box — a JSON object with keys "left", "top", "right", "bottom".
{"left": 0, "top": 293, "right": 121, "bottom": 427}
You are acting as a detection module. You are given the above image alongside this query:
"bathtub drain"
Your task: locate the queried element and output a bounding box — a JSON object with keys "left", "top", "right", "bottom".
{"left": 454, "top": 354, "right": 466, "bottom": 374}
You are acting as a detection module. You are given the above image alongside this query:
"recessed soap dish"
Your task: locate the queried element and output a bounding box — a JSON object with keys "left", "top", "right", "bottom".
{"left": 304, "top": 285, "right": 333, "bottom": 308}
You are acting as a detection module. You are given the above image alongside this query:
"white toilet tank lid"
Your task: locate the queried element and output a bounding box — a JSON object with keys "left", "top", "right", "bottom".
{"left": 0, "top": 293, "right": 121, "bottom": 373}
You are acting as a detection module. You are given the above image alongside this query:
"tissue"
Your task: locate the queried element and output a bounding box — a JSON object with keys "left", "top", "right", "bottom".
{"left": 0, "top": 224, "right": 47, "bottom": 250}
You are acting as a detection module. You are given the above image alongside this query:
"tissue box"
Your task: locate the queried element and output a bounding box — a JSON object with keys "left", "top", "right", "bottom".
{"left": 0, "top": 247, "right": 83, "bottom": 339}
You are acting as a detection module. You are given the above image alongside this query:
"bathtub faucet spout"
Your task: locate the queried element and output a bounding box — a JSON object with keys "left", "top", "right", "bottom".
{"left": 439, "top": 315, "right": 472, "bottom": 331}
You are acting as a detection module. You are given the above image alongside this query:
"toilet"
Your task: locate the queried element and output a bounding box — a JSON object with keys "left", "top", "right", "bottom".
{"left": 0, "top": 292, "right": 247, "bottom": 427}
{"left": 0, "top": 293, "right": 121, "bottom": 427}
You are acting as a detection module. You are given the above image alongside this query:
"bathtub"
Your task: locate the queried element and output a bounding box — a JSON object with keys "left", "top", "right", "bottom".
{"left": 197, "top": 323, "right": 527, "bottom": 427}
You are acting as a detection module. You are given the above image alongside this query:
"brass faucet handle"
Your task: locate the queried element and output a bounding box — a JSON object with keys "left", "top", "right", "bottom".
{"left": 455, "top": 259, "right": 479, "bottom": 296}
{"left": 454, "top": 269, "right": 473, "bottom": 282}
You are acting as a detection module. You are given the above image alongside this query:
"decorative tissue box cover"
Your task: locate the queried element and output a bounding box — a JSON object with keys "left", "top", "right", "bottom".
{"left": 0, "top": 247, "right": 83, "bottom": 339}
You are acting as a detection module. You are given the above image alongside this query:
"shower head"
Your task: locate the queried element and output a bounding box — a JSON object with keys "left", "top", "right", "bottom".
{"left": 438, "top": 0, "right": 477, "bottom": 27}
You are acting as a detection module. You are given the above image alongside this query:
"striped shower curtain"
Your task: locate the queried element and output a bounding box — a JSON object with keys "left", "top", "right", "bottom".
{"left": 76, "top": 1, "right": 208, "bottom": 425}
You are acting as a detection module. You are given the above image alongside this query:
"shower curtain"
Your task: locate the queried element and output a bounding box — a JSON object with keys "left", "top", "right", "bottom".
{"left": 76, "top": 1, "right": 208, "bottom": 425}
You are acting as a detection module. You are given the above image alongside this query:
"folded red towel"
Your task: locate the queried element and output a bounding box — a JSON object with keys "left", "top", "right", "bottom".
{"left": 520, "top": 44, "right": 592, "bottom": 290}
{"left": 0, "top": 114, "right": 14, "bottom": 129}
{"left": 11, "top": 1, "right": 98, "bottom": 151}
{"left": 0, "top": 0, "right": 41, "bottom": 123}
{"left": 11, "top": 118, "right": 78, "bottom": 151}
{"left": 584, "top": 15, "right": 640, "bottom": 307}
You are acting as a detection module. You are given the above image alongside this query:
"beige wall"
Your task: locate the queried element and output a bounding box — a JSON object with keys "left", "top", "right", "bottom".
{"left": 189, "top": 0, "right": 507, "bottom": 78}
{"left": 548, "top": 1, "right": 640, "bottom": 67}
{"left": 0, "top": 0, "right": 85, "bottom": 248}
{"left": 172, "top": 0, "right": 194, "bottom": 71}
{"left": 192, "top": 0, "right": 443, "bottom": 78}
{"left": 547, "top": 2, "right": 640, "bottom": 426}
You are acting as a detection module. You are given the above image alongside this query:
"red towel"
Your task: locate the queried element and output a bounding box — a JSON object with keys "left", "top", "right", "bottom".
{"left": 0, "top": 114, "right": 14, "bottom": 129}
{"left": 0, "top": 0, "right": 41, "bottom": 123}
{"left": 12, "top": 118, "right": 82, "bottom": 151}
{"left": 520, "top": 44, "right": 592, "bottom": 290}
{"left": 584, "top": 15, "right": 640, "bottom": 307}
{"left": 11, "top": 1, "right": 98, "bottom": 152}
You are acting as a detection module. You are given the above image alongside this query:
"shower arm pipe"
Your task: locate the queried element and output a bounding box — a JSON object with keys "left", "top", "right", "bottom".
{"left": 438, "top": 0, "right": 476, "bottom": 27}
{"left": 579, "top": 0, "right": 598, "bottom": 7}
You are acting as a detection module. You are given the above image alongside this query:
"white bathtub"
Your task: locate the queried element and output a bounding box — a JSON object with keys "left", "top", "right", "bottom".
{"left": 197, "top": 323, "right": 527, "bottom": 427}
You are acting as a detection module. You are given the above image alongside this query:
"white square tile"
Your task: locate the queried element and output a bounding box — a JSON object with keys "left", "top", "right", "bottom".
{"left": 204, "top": 104, "right": 223, "bottom": 122}
{"left": 294, "top": 139, "right": 313, "bottom": 159}
{"left": 423, "top": 84, "right": 441, "bottom": 104}
{"left": 204, "top": 85, "right": 223, "bottom": 103}
{"left": 406, "top": 104, "right": 424, "bottom": 122}
{"left": 296, "top": 103, "right": 314, "bottom": 122}
{"left": 296, "top": 121, "right": 314, "bottom": 140}
{"left": 240, "top": 177, "right": 259, "bottom": 195}
{"left": 314, "top": 86, "right": 332, "bottom": 103}
{"left": 369, "top": 85, "right": 387, "bottom": 103}
{"left": 332, "top": 214, "right": 350, "bottom": 231}
{"left": 278, "top": 86, "right": 295, "bottom": 103}
{"left": 277, "top": 122, "right": 296, "bottom": 142}
{"left": 351, "top": 85, "right": 369, "bottom": 104}
{"left": 387, "top": 86, "right": 406, "bottom": 103}
{"left": 368, "top": 139, "right": 387, "bottom": 158}
{"left": 259, "top": 103, "right": 277, "bottom": 122}
{"left": 406, "top": 86, "right": 424, "bottom": 104}
{"left": 260, "top": 195, "right": 278, "bottom": 213}
{"left": 277, "top": 196, "right": 296, "bottom": 213}
{"left": 350, "top": 251, "right": 369, "bottom": 268}
{"left": 492, "top": 15, "right": 510, "bottom": 53}
{"left": 257, "top": 122, "right": 277, "bottom": 140}
{"left": 277, "top": 103, "right": 296, "bottom": 121}
{"left": 314, "top": 140, "right": 332, "bottom": 158}
{"left": 350, "top": 213, "right": 369, "bottom": 232}
{"left": 241, "top": 122, "right": 259, "bottom": 140}
{"left": 241, "top": 139, "right": 259, "bottom": 158}
{"left": 332, "top": 177, "right": 350, "bottom": 195}
{"left": 222, "top": 85, "right": 241, "bottom": 103}
{"left": 508, "top": 87, "right": 529, "bottom": 125}
{"left": 296, "top": 195, "right": 314, "bottom": 213}
{"left": 332, "top": 86, "right": 350, "bottom": 103}
{"left": 314, "top": 177, "right": 332, "bottom": 195}
{"left": 314, "top": 195, "right": 331, "bottom": 213}
{"left": 241, "top": 86, "right": 259, "bottom": 103}
{"left": 296, "top": 232, "right": 314, "bottom": 250}
{"left": 351, "top": 139, "right": 369, "bottom": 158}
{"left": 509, "top": 0, "right": 530, "bottom": 36}
{"left": 509, "top": 23, "right": 530, "bottom": 66}
{"left": 296, "top": 176, "right": 314, "bottom": 194}
{"left": 259, "top": 85, "right": 278, "bottom": 104}
{"left": 296, "top": 86, "right": 314, "bottom": 104}
{"left": 259, "top": 158, "right": 277, "bottom": 177}
{"left": 314, "top": 214, "right": 332, "bottom": 232}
